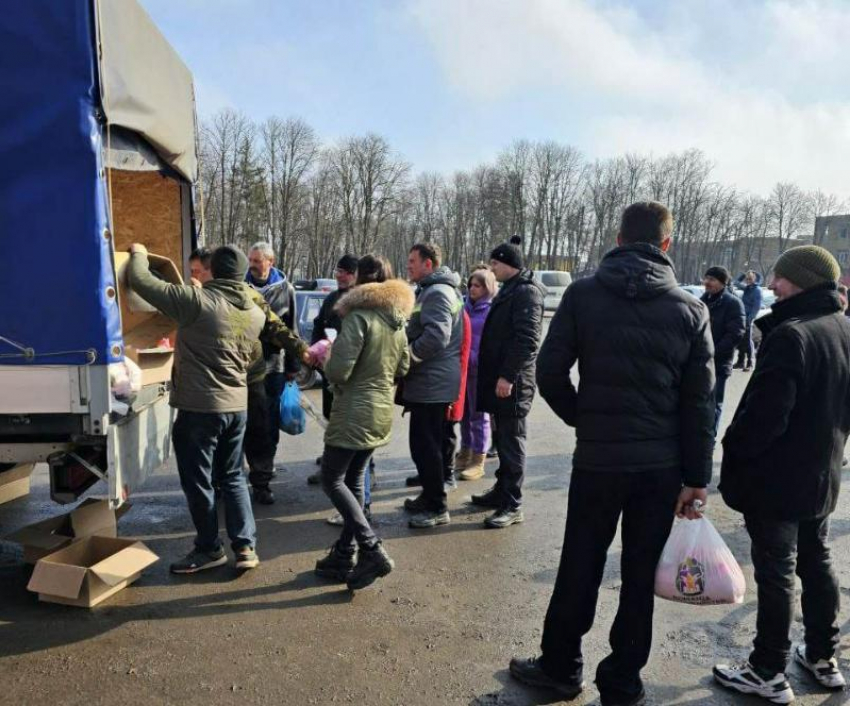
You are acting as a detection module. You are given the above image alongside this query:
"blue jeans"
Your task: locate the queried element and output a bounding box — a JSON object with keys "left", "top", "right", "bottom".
{"left": 172, "top": 410, "right": 257, "bottom": 553}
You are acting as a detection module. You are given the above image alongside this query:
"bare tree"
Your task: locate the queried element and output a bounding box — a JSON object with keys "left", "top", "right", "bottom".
{"left": 769, "top": 182, "right": 811, "bottom": 251}
{"left": 333, "top": 134, "right": 410, "bottom": 254}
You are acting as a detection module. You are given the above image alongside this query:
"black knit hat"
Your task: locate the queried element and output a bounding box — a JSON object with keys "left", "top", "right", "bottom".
{"left": 336, "top": 254, "right": 359, "bottom": 274}
{"left": 704, "top": 266, "right": 730, "bottom": 287}
{"left": 211, "top": 245, "right": 249, "bottom": 281}
{"left": 490, "top": 235, "right": 524, "bottom": 270}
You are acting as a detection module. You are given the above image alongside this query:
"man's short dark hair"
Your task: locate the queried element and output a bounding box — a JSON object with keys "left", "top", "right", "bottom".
{"left": 619, "top": 202, "right": 673, "bottom": 246}
{"left": 410, "top": 242, "right": 442, "bottom": 268}
{"left": 190, "top": 246, "right": 212, "bottom": 267}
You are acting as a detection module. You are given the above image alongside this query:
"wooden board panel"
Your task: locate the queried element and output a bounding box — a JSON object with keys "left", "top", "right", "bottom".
{"left": 108, "top": 170, "right": 185, "bottom": 337}
{"left": 109, "top": 170, "right": 184, "bottom": 267}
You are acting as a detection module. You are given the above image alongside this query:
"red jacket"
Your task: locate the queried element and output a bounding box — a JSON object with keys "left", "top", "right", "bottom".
{"left": 447, "top": 309, "right": 472, "bottom": 422}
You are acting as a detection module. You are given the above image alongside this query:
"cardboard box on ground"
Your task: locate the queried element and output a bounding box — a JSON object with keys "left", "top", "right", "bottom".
{"left": 27, "top": 536, "right": 158, "bottom": 608}
{"left": 0, "top": 463, "right": 35, "bottom": 505}
{"left": 7, "top": 498, "right": 159, "bottom": 608}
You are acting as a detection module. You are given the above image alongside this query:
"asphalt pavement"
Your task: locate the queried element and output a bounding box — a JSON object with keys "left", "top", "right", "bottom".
{"left": 1, "top": 347, "right": 849, "bottom": 705}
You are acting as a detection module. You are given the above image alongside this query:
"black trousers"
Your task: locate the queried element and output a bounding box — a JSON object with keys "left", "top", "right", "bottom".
{"left": 408, "top": 402, "right": 449, "bottom": 512}
{"left": 745, "top": 514, "right": 840, "bottom": 674}
{"left": 441, "top": 420, "right": 458, "bottom": 481}
{"left": 321, "top": 445, "right": 377, "bottom": 550}
{"left": 493, "top": 413, "right": 527, "bottom": 510}
{"left": 540, "top": 468, "right": 681, "bottom": 703}
{"left": 244, "top": 379, "right": 275, "bottom": 489}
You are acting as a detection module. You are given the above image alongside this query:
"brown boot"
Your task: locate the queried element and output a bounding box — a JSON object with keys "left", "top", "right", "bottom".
{"left": 453, "top": 447, "right": 473, "bottom": 471}
{"left": 459, "top": 453, "right": 486, "bottom": 480}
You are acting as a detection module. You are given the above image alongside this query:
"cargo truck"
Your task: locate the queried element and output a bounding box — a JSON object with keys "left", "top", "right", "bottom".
{"left": 0, "top": 0, "right": 200, "bottom": 507}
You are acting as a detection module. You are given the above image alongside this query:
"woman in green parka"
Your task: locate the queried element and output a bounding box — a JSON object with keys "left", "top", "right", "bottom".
{"left": 314, "top": 255, "right": 413, "bottom": 590}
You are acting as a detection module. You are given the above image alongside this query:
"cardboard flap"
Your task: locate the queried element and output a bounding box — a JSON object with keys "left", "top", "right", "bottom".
{"left": 7, "top": 517, "right": 67, "bottom": 549}
{"left": 28, "top": 561, "right": 88, "bottom": 600}
{"left": 90, "top": 542, "right": 159, "bottom": 586}
{"left": 68, "top": 500, "right": 117, "bottom": 539}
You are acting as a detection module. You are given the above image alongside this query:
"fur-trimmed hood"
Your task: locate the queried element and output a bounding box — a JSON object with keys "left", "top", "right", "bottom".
{"left": 334, "top": 279, "right": 415, "bottom": 327}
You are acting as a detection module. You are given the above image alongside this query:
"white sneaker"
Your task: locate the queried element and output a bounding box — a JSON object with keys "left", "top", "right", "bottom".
{"left": 713, "top": 662, "right": 794, "bottom": 704}
{"left": 794, "top": 644, "right": 846, "bottom": 689}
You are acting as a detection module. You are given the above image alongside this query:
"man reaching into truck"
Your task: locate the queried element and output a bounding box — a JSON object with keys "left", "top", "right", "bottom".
{"left": 128, "top": 243, "right": 265, "bottom": 574}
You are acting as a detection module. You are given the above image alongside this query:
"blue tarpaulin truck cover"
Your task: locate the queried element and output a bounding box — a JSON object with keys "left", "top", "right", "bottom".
{"left": 0, "top": 0, "right": 197, "bottom": 368}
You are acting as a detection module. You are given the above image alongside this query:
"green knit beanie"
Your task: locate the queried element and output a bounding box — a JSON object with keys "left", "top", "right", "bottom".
{"left": 773, "top": 245, "right": 840, "bottom": 291}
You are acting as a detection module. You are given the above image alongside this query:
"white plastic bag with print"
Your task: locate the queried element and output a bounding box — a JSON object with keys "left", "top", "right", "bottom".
{"left": 654, "top": 516, "right": 745, "bottom": 605}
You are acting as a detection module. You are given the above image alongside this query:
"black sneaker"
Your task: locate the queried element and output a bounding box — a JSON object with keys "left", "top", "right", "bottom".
{"left": 486, "top": 446, "right": 498, "bottom": 459}
{"left": 170, "top": 547, "right": 227, "bottom": 574}
{"left": 733, "top": 360, "right": 744, "bottom": 370}
{"left": 315, "top": 543, "right": 356, "bottom": 582}
{"left": 509, "top": 656, "right": 584, "bottom": 699}
{"left": 315, "top": 455, "right": 322, "bottom": 466}
{"left": 403, "top": 493, "right": 429, "bottom": 513}
{"left": 408, "top": 509, "right": 450, "bottom": 529}
{"left": 364, "top": 504, "right": 373, "bottom": 523}
{"left": 253, "top": 485, "right": 275, "bottom": 505}
{"left": 713, "top": 662, "right": 794, "bottom": 704}
{"left": 405, "top": 474, "right": 422, "bottom": 487}
{"left": 307, "top": 470, "right": 322, "bottom": 485}
{"left": 793, "top": 644, "right": 846, "bottom": 689}
{"left": 470, "top": 484, "right": 502, "bottom": 508}
{"left": 484, "top": 508, "right": 524, "bottom": 529}
{"left": 346, "top": 543, "right": 394, "bottom": 590}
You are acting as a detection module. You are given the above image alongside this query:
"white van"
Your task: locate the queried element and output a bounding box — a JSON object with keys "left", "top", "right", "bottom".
{"left": 535, "top": 270, "right": 573, "bottom": 311}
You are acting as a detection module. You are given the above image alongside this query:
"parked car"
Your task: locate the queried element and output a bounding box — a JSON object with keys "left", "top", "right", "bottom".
{"left": 293, "top": 290, "right": 329, "bottom": 389}
{"left": 294, "top": 278, "right": 337, "bottom": 292}
{"left": 535, "top": 270, "right": 572, "bottom": 311}
{"left": 679, "top": 284, "right": 705, "bottom": 299}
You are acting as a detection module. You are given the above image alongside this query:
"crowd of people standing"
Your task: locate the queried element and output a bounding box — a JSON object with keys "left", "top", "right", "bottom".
{"left": 126, "top": 198, "right": 850, "bottom": 706}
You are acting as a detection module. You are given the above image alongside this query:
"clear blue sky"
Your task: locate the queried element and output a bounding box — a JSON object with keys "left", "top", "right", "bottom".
{"left": 140, "top": 0, "right": 850, "bottom": 197}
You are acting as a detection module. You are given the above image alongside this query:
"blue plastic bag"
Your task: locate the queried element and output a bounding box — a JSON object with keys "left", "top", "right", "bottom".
{"left": 279, "top": 381, "right": 306, "bottom": 435}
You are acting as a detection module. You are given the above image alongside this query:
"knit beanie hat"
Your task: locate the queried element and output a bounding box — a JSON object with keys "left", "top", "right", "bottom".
{"left": 704, "top": 266, "right": 730, "bottom": 287}
{"left": 211, "top": 245, "right": 249, "bottom": 281}
{"left": 336, "top": 254, "right": 359, "bottom": 274}
{"left": 490, "top": 236, "right": 524, "bottom": 270}
{"left": 774, "top": 245, "right": 841, "bottom": 291}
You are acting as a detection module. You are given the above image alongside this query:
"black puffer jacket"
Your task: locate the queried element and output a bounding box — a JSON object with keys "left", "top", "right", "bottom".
{"left": 720, "top": 284, "right": 850, "bottom": 519}
{"left": 701, "top": 288, "right": 745, "bottom": 375}
{"left": 477, "top": 269, "right": 545, "bottom": 418}
{"left": 536, "top": 244, "right": 715, "bottom": 486}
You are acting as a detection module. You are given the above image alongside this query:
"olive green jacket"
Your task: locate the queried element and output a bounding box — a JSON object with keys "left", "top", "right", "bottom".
{"left": 246, "top": 289, "right": 308, "bottom": 384}
{"left": 127, "top": 252, "right": 265, "bottom": 412}
{"left": 324, "top": 279, "right": 414, "bottom": 449}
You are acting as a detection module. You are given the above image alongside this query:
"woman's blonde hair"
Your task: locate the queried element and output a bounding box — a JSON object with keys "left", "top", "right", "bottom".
{"left": 468, "top": 268, "right": 497, "bottom": 298}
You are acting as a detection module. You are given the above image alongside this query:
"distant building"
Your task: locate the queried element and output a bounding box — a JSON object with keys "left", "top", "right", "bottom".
{"left": 814, "top": 215, "right": 850, "bottom": 283}
{"left": 721, "top": 235, "right": 813, "bottom": 280}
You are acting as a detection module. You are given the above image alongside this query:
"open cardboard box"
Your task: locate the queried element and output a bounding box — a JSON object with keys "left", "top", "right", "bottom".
{"left": 114, "top": 251, "right": 182, "bottom": 386}
{"left": 0, "top": 463, "right": 35, "bottom": 505}
{"left": 7, "top": 498, "right": 130, "bottom": 564}
{"left": 27, "top": 535, "right": 158, "bottom": 608}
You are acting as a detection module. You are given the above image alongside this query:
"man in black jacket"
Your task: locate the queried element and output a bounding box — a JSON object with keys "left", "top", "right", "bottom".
{"left": 700, "top": 266, "right": 745, "bottom": 435}
{"left": 509, "top": 202, "right": 714, "bottom": 706}
{"left": 714, "top": 246, "right": 850, "bottom": 703}
{"left": 470, "top": 236, "right": 545, "bottom": 529}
